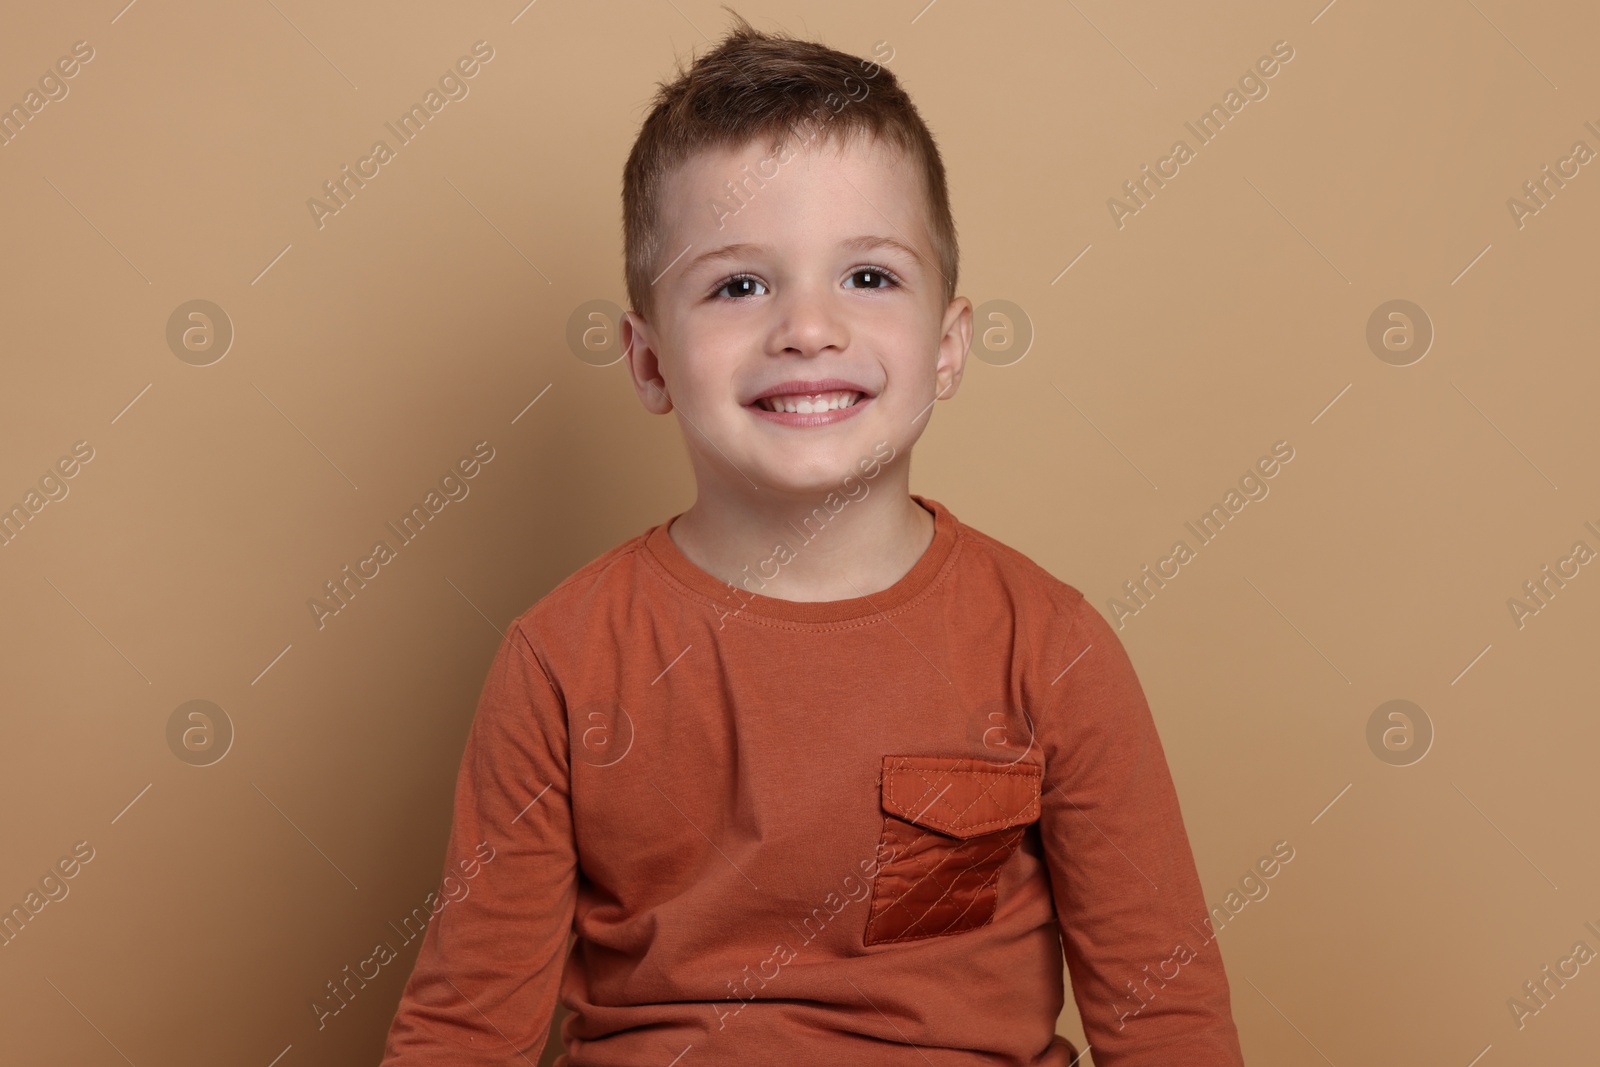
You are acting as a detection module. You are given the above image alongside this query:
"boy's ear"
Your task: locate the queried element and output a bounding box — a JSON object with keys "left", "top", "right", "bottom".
{"left": 933, "top": 296, "right": 974, "bottom": 402}
{"left": 621, "top": 311, "right": 674, "bottom": 414}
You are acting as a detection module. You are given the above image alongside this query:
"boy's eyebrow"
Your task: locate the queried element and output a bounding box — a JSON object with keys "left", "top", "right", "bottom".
{"left": 685, "top": 235, "right": 924, "bottom": 274}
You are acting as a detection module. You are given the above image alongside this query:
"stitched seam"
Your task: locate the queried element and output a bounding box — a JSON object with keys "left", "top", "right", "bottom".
{"left": 911, "top": 765, "right": 1039, "bottom": 829}
{"left": 915, "top": 839, "right": 1013, "bottom": 936}
{"left": 885, "top": 761, "right": 1041, "bottom": 835}
{"left": 888, "top": 831, "right": 1010, "bottom": 927}
{"left": 911, "top": 766, "right": 1006, "bottom": 831}
{"left": 870, "top": 910, "right": 1001, "bottom": 945}
{"left": 640, "top": 529, "right": 968, "bottom": 633}
{"left": 866, "top": 755, "right": 1039, "bottom": 945}
{"left": 899, "top": 777, "right": 1032, "bottom": 834}
{"left": 867, "top": 825, "right": 1022, "bottom": 941}
{"left": 863, "top": 798, "right": 902, "bottom": 940}
{"left": 917, "top": 877, "right": 994, "bottom": 937}
{"left": 875, "top": 827, "right": 984, "bottom": 918}
{"left": 871, "top": 823, "right": 1017, "bottom": 925}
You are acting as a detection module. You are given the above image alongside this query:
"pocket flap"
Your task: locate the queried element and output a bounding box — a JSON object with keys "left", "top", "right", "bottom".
{"left": 879, "top": 755, "right": 1042, "bottom": 839}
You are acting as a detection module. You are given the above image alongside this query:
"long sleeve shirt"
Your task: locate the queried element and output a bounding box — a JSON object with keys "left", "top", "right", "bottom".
{"left": 379, "top": 495, "right": 1247, "bottom": 1066}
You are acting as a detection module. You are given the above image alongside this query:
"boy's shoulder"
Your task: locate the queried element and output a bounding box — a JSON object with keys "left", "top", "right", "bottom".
{"left": 949, "top": 511, "right": 1088, "bottom": 614}
{"left": 949, "top": 514, "right": 1131, "bottom": 678}
{"left": 509, "top": 522, "right": 657, "bottom": 638}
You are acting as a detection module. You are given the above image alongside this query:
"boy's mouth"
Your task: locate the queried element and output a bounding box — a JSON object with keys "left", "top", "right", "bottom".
{"left": 754, "top": 390, "right": 863, "bottom": 414}
{"left": 746, "top": 378, "right": 875, "bottom": 417}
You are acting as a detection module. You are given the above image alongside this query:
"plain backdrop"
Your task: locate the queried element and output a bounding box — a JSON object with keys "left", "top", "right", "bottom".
{"left": 1, "top": 1, "right": 1597, "bottom": 1064}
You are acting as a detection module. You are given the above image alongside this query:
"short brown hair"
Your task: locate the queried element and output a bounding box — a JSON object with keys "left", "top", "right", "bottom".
{"left": 621, "top": 10, "right": 959, "bottom": 320}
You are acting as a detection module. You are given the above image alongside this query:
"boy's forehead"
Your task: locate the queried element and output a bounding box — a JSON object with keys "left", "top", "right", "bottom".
{"left": 659, "top": 133, "right": 933, "bottom": 257}
{"left": 672, "top": 129, "right": 900, "bottom": 182}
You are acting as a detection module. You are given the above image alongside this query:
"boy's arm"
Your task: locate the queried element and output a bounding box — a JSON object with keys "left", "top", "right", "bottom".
{"left": 1038, "top": 595, "right": 1246, "bottom": 1066}
{"left": 381, "top": 619, "right": 578, "bottom": 1065}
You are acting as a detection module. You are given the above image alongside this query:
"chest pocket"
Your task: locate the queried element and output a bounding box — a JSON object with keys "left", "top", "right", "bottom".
{"left": 863, "top": 754, "right": 1043, "bottom": 946}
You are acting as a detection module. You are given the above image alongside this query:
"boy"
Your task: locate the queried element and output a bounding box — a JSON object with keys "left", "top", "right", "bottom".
{"left": 382, "top": 14, "right": 1247, "bottom": 1066}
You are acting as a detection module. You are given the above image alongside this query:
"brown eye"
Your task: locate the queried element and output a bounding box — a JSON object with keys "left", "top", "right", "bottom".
{"left": 845, "top": 267, "right": 898, "bottom": 290}
{"left": 715, "top": 275, "right": 766, "bottom": 299}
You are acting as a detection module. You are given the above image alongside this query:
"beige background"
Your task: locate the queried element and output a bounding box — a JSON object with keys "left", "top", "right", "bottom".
{"left": 2, "top": 0, "right": 1598, "bottom": 1064}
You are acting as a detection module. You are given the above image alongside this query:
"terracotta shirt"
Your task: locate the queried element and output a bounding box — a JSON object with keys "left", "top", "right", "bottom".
{"left": 380, "top": 496, "right": 1247, "bottom": 1066}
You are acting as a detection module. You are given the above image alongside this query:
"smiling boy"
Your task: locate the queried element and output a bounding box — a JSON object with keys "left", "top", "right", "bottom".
{"left": 381, "top": 15, "right": 1247, "bottom": 1067}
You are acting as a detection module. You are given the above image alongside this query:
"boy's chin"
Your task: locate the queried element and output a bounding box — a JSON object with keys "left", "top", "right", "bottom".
{"left": 752, "top": 463, "right": 870, "bottom": 498}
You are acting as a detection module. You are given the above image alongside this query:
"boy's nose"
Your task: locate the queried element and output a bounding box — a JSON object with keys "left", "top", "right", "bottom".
{"left": 771, "top": 292, "right": 848, "bottom": 357}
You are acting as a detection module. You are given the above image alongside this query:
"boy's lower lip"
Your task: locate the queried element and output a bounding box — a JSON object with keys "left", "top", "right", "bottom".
{"left": 746, "top": 395, "right": 872, "bottom": 427}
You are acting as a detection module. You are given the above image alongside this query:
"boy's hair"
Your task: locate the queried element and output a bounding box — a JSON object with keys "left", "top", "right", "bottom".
{"left": 621, "top": 10, "right": 959, "bottom": 321}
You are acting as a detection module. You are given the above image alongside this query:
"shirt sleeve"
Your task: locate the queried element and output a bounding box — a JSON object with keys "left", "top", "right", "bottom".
{"left": 380, "top": 619, "right": 578, "bottom": 1065}
{"left": 1038, "top": 595, "right": 1246, "bottom": 1066}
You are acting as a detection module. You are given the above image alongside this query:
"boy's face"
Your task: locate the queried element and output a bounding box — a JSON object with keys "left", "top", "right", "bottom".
{"left": 622, "top": 133, "right": 971, "bottom": 498}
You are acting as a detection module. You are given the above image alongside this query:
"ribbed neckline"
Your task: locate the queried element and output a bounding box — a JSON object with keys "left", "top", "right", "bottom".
{"left": 642, "top": 494, "right": 959, "bottom": 624}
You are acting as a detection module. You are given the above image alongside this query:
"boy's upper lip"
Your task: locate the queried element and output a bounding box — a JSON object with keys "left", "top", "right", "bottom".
{"left": 746, "top": 378, "right": 875, "bottom": 403}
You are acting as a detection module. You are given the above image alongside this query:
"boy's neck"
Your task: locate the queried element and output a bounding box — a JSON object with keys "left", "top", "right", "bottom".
{"left": 667, "top": 479, "right": 936, "bottom": 604}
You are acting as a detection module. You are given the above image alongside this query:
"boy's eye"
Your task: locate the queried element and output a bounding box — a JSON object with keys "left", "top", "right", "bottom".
{"left": 710, "top": 266, "right": 900, "bottom": 299}
{"left": 844, "top": 266, "right": 899, "bottom": 290}
{"left": 714, "top": 275, "right": 767, "bottom": 299}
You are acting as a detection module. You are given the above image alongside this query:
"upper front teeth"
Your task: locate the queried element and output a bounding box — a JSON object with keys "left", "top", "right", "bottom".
{"left": 760, "top": 390, "right": 861, "bottom": 414}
